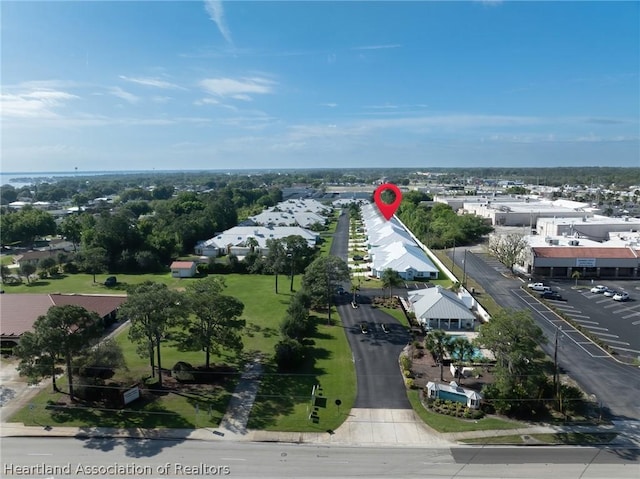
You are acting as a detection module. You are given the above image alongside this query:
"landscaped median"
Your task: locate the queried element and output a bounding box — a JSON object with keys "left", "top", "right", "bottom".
{"left": 6, "top": 274, "right": 356, "bottom": 433}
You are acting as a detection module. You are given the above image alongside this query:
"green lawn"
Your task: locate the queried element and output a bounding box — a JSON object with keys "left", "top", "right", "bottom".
{"left": 7, "top": 272, "right": 357, "bottom": 432}
{"left": 247, "top": 312, "right": 356, "bottom": 432}
{"left": 406, "top": 389, "right": 524, "bottom": 433}
{"left": 379, "top": 307, "right": 410, "bottom": 328}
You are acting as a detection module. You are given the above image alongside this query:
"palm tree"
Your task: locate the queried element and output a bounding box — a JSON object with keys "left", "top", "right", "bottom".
{"left": 246, "top": 236, "right": 259, "bottom": 254}
{"left": 424, "top": 329, "right": 451, "bottom": 381}
{"left": 381, "top": 268, "right": 402, "bottom": 299}
{"left": 447, "top": 336, "right": 476, "bottom": 384}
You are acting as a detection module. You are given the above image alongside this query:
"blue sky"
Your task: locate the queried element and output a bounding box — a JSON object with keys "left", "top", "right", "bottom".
{"left": 1, "top": 1, "right": 638, "bottom": 173}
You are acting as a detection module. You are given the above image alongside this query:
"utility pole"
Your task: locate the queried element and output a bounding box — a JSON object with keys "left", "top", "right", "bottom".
{"left": 554, "top": 326, "right": 562, "bottom": 412}
{"left": 462, "top": 249, "right": 467, "bottom": 287}
{"left": 451, "top": 238, "right": 456, "bottom": 272}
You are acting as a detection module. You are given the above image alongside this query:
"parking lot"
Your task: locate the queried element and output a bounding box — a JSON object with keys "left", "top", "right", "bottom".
{"left": 537, "top": 279, "right": 640, "bottom": 361}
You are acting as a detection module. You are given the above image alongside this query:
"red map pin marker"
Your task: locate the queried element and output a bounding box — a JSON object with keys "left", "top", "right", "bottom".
{"left": 373, "top": 183, "right": 402, "bottom": 220}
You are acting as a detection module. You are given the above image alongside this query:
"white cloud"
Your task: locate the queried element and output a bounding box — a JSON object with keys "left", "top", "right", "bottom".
{"left": 119, "top": 75, "right": 183, "bottom": 89}
{"left": 321, "top": 103, "right": 338, "bottom": 108}
{"left": 231, "top": 94, "right": 252, "bottom": 101}
{"left": 0, "top": 89, "right": 79, "bottom": 118}
{"left": 204, "top": 0, "right": 232, "bottom": 44}
{"left": 108, "top": 87, "right": 139, "bottom": 104}
{"left": 199, "top": 77, "right": 275, "bottom": 99}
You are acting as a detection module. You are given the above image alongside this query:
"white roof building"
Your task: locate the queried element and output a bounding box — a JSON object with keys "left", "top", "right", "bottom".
{"left": 371, "top": 242, "right": 439, "bottom": 280}
{"left": 408, "top": 286, "right": 475, "bottom": 330}
{"left": 195, "top": 226, "right": 319, "bottom": 257}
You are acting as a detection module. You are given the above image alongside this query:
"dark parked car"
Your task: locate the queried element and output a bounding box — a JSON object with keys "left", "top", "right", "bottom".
{"left": 359, "top": 322, "right": 369, "bottom": 334}
{"left": 540, "top": 290, "right": 563, "bottom": 300}
{"left": 104, "top": 276, "right": 117, "bottom": 287}
{"left": 381, "top": 323, "right": 390, "bottom": 333}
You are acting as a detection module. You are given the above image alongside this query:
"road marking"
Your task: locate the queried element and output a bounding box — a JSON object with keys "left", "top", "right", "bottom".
{"left": 571, "top": 319, "right": 598, "bottom": 324}
{"left": 595, "top": 299, "right": 610, "bottom": 304}
{"left": 612, "top": 304, "right": 640, "bottom": 314}
{"left": 567, "top": 314, "right": 592, "bottom": 319}
{"left": 602, "top": 303, "right": 620, "bottom": 309}
{"left": 582, "top": 326, "right": 609, "bottom": 331}
{"left": 27, "top": 453, "right": 53, "bottom": 456}
{"left": 592, "top": 332, "right": 619, "bottom": 338}
{"left": 220, "top": 458, "right": 247, "bottom": 461}
{"left": 623, "top": 312, "right": 640, "bottom": 319}
{"left": 610, "top": 346, "right": 640, "bottom": 354}
{"left": 633, "top": 319, "right": 640, "bottom": 325}
{"left": 599, "top": 339, "right": 630, "bottom": 345}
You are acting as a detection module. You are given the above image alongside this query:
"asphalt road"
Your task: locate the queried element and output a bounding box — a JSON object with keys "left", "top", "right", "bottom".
{"left": 330, "top": 209, "right": 411, "bottom": 409}
{"left": 1, "top": 437, "right": 637, "bottom": 479}
{"left": 449, "top": 247, "right": 640, "bottom": 420}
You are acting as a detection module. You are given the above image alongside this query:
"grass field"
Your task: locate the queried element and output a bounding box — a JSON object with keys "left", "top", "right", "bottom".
{"left": 7, "top": 272, "right": 357, "bottom": 432}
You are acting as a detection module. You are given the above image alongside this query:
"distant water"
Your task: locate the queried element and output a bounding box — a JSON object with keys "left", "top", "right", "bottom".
{"left": 0, "top": 171, "right": 117, "bottom": 188}
{"left": 0, "top": 168, "right": 304, "bottom": 188}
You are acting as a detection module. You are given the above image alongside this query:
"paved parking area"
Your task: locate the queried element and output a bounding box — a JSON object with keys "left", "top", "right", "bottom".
{"left": 539, "top": 280, "right": 640, "bottom": 361}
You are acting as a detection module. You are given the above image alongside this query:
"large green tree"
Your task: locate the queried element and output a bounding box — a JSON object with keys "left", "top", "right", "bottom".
{"left": 182, "top": 277, "right": 246, "bottom": 369}
{"left": 77, "top": 247, "right": 108, "bottom": 282}
{"left": 0, "top": 206, "right": 56, "bottom": 246}
{"left": 265, "top": 238, "right": 288, "bottom": 294}
{"left": 283, "top": 235, "right": 316, "bottom": 292}
{"left": 301, "top": 255, "right": 350, "bottom": 311}
{"left": 15, "top": 305, "right": 103, "bottom": 400}
{"left": 119, "top": 282, "right": 185, "bottom": 387}
{"left": 475, "top": 309, "right": 548, "bottom": 416}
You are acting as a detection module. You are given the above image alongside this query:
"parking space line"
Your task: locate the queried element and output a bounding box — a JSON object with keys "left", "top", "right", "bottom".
{"left": 582, "top": 325, "right": 608, "bottom": 331}
{"left": 595, "top": 299, "right": 610, "bottom": 304}
{"left": 599, "top": 339, "right": 630, "bottom": 345}
{"left": 567, "top": 314, "right": 591, "bottom": 319}
{"left": 610, "top": 345, "right": 640, "bottom": 355}
{"left": 571, "top": 319, "right": 598, "bottom": 324}
{"left": 632, "top": 319, "right": 640, "bottom": 326}
{"left": 591, "top": 332, "right": 619, "bottom": 338}
{"left": 602, "top": 303, "right": 620, "bottom": 309}
{"left": 612, "top": 304, "right": 640, "bottom": 314}
{"left": 623, "top": 312, "right": 640, "bottom": 319}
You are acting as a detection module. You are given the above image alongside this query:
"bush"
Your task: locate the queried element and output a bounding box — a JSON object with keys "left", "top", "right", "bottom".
{"left": 405, "top": 378, "right": 415, "bottom": 389}
{"left": 400, "top": 355, "right": 412, "bottom": 371}
{"left": 172, "top": 361, "right": 195, "bottom": 383}
{"left": 274, "top": 338, "right": 305, "bottom": 372}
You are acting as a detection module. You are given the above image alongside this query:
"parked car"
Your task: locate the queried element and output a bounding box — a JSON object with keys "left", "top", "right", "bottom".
{"left": 540, "top": 290, "right": 563, "bottom": 300}
{"left": 613, "top": 292, "right": 629, "bottom": 302}
{"left": 381, "top": 323, "right": 390, "bottom": 333}
{"left": 104, "top": 276, "right": 117, "bottom": 287}
{"left": 352, "top": 255, "right": 364, "bottom": 261}
{"left": 603, "top": 289, "right": 617, "bottom": 297}
{"left": 527, "top": 282, "right": 550, "bottom": 292}
{"left": 359, "top": 322, "right": 369, "bottom": 334}
{"left": 351, "top": 301, "right": 359, "bottom": 309}
{"left": 590, "top": 285, "right": 608, "bottom": 294}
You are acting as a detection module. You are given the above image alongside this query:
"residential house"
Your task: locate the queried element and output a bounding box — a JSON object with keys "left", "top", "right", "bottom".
{"left": 408, "top": 286, "right": 476, "bottom": 330}
{"left": 170, "top": 261, "right": 198, "bottom": 278}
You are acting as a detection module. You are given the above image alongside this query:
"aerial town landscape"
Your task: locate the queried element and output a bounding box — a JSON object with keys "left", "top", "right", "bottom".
{"left": 1, "top": 0, "right": 639, "bottom": 477}
{"left": 1, "top": 167, "right": 639, "bottom": 478}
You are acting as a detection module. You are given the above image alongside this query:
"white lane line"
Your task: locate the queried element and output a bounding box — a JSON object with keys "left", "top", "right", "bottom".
{"left": 571, "top": 319, "right": 599, "bottom": 325}
{"left": 592, "top": 332, "right": 619, "bottom": 338}
{"left": 602, "top": 303, "right": 620, "bottom": 309}
{"left": 595, "top": 299, "right": 610, "bottom": 304}
{"left": 632, "top": 319, "right": 640, "bottom": 325}
{"left": 567, "top": 314, "right": 592, "bottom": 320}
{"left": 600, "top": 339, "right": 630, "bottom": 345}
{"left": 582, "top": 326, "right": 609, "bottom": 331}
{"left": 27, "top": 453, "right": 53, "bottom": 456}
{"left": 612, "top": 305, "right": 640, "bottom": 314}
{"left": 610, "top": 346, "right": 640, "bottom": 354}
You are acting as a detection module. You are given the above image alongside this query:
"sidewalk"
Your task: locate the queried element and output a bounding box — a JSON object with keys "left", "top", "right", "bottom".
{"left": 2, "top": 355, "right": 639, "bottom": 447}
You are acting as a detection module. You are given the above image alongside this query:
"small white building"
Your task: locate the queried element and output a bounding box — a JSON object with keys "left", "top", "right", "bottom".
{"left": 170, "top": 261, "right": 198, "bottom": 278}
{"left": 425, "top": 381, "right": 483, "bottom": 409}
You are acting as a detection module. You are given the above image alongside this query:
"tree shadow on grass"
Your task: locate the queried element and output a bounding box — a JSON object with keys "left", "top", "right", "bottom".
{"left": 245, "top": 322, "right": 278, "bottom": 339}
{"left": 43, "top": 394, "right": 193, "bottom": 457}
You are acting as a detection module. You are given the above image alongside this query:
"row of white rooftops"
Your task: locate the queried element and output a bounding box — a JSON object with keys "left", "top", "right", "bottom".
{"left": 195, "top": 198, "right": 328, "bottom": 256}
{"left": 360, "top": 203, "right": 439, "bottom": 278}
{"left": 247, "top": 198, "right": 330, "bottom": 228}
